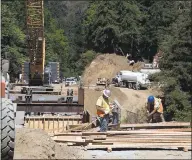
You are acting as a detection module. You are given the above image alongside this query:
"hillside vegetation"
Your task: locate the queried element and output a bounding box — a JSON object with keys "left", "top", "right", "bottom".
{"left": 1, "top": 0, "right": 191, "bottom": 121}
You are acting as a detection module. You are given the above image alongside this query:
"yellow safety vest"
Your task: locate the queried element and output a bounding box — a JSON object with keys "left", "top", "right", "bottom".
{"left": 96, "top": 96, "right": 111, "bottom": 116}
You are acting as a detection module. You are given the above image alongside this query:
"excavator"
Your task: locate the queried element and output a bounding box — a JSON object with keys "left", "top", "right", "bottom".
{"left": 1, "top": 1, "right": 85, "bottom": 159}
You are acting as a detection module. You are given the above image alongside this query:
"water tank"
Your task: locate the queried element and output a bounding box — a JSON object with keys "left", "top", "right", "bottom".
{"left": 120, "top": 71, "right": 148, "bottom": 84}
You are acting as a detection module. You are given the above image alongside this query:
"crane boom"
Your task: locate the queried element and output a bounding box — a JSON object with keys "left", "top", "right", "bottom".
{"left": 26, "top": 0, "right": 45, "bottom": 86}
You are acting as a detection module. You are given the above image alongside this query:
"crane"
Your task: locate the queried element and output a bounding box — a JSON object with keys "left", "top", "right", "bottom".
{"left": 26, "top": 0, "right": 45, "bottom": 86}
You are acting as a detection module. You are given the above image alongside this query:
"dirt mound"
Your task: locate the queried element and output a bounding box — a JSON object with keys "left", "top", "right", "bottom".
{"left": 82, "top": 54, "right": 143, "bottom": 85}
{"left": 14, "top": 128, "right": 83, "bottom": 159}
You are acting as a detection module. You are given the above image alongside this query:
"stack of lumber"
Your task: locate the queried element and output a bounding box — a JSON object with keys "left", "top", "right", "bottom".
{"left": 52, "top": 122, "right": 191, "bottom": 151}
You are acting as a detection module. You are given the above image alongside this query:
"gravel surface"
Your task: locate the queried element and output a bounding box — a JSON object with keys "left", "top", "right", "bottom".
{"left": 83, "top": 150, "right": 191, "bottom": 159}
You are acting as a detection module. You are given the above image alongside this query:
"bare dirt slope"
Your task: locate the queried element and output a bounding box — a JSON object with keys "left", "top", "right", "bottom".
{"left": 14, "top": 128, "right": 84, "bottom": 159}
{"left": 84, "top": 86, "right": 158, "bottom": 123}
{"left": 119, "top": 87, "right": 162, "bottom": 122}
{"left": 84, "top": 86, "right": 127, "bottom": 117}
{"left": 82, "top": 54, "right": 143, "bottom": 85}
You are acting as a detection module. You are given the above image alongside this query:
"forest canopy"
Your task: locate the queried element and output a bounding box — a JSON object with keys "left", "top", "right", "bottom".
{"left": 1, "top": 0, "right": 191, "bottom": 121}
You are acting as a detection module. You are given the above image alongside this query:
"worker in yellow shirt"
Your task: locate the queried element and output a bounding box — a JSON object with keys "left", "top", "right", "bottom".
{"left": 146, "top": 95, "right": 165, "bottom": 123}
{"left": 96, "top": 89, "right": 113, "bottom": 132}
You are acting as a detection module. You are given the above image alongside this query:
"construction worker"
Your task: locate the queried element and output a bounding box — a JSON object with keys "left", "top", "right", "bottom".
{"left": 146, "top": 95, "right": 165, "bottom": 123}
{"left": 96, "top": 89, "right": 113, "bottom": 132}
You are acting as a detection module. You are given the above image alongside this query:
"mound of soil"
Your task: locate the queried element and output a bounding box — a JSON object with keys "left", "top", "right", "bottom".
{"left": 14, "top": 128, "right": 84, "bottom": 159}
{"left": 82, "top": 54, "right": 143, "bottom": 85}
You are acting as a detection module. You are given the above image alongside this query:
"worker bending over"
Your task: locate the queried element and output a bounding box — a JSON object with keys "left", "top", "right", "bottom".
{"left": 146, "top": 95, "right": 165, "bottom": 123}
{"left": 96, "top": 89, "right": 113, "bottom": 132}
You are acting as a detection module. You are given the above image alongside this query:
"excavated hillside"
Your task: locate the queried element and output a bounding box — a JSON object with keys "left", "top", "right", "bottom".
{"left": 83, "top": 53, "right": 160, "bottom": 123}
{"left": 82, "top": 54, "right": 143, "bottom": 85}
{"left": 84, "top": 86, "right": 127, "bottom": 117}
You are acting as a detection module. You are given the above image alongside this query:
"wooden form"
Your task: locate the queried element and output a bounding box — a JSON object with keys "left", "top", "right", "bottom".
{"left": 25, "top": 115, "right": 82, "bottom": 133}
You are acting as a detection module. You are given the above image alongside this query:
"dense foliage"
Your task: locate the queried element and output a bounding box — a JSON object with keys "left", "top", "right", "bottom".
{"left": 153, "top": 1, "right": 192, "bottom": 121}
{"left": 1, "top": 1, "right": 191, "bottom": 121}
{"left": 1, "top": 1, "right": 26, "bottom": 81}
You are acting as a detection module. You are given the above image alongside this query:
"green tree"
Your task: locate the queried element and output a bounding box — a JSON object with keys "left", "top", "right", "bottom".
{"left": 83, "top": 1, "right": 145, "bottom": 56}
{"left": 152, "top": 1, "right": 192, "bottom": 121}
{"left": 1, "top": 1, "right": 27, "bottom": 81}
{"left": 44, "top": 8, "right": 69, "bottom": 75}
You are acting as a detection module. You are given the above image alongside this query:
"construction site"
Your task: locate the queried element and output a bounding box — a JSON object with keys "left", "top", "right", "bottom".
{"left": 1, "top": 0, "right": 191, "bottom": 160}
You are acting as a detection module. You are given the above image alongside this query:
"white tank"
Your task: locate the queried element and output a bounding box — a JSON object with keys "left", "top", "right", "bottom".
{"left": 119, "top": 71, "right": 149, "bottom": 85}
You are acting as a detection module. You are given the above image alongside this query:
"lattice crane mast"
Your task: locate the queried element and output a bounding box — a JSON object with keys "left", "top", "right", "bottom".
{"left": 26, "top": 0, "right": 45, "bottom": 86}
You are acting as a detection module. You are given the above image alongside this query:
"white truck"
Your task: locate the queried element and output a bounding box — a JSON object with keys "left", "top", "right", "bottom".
{"left": 65, "top": 77, "right": 77, "bottom": 86}
{"left": 118, "top": 71, "right": 151, "bottom": 90}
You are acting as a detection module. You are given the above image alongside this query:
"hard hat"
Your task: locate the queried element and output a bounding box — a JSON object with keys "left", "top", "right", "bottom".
{"left": 103, "top": 89, "right": 111, "bottom": 98}
{"left": 148, "top": 95, "right": 154, "bottom": 103}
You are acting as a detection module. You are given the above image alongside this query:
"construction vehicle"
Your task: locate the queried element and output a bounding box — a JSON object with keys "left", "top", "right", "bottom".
{"left": 1, "top": 0, "right": 86, "bottom": 159}
{"left": 1, "top": 59, "right": 17, "bottom": 160}
{"left": 11, "top": 0, "right": 85, "bottom": 116}
{"left": 117, "top": 70, "right": 151, "bottom": 90}
{"left": 96, "top": 78, "right": 110, "bottom": 88}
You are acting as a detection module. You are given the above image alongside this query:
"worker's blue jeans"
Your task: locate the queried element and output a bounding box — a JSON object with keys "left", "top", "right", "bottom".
{"left": 99, "top": 114, "right": 109, "bottom": 132}
{"left": 112, "top": 112, "right": 118, "bottom": 124}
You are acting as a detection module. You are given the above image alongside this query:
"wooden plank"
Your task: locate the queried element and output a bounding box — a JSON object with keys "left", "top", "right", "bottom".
{"left": 120, "top": 122, "right": 191, "bottom": 129}
{"left": 108, "top": 135, "right": 191, "bottom": 138}
{"left": 106, "top": 130, "right": 191, "bottom": 135}
{"left": 105, "top": 136, "right": 191, "bottom": 139}
{"left": 65, "top": 123, "right": 90, "bottom": 133}
{"left": 82, "top": 135, "right": 107, "bottom": 140}
{"left": 53, "top": 136, "right": 82, "bottom": 140}
{"left": 149, "top": 128, "right": 192, "bottom": 132}
{"left": 81, "top": 131, "right": 191, "bottom": 136}
{"left": 89, "top": 143, "right": 191, "bottom": 146}
{"left": 54, "top": 139, "right": 85, "bottom": 143}
{"left": 52, "top": 135, "right": 84, "bottom": 143}
{"left": 54, "top": 133, "right": 82, "bottom": 136}
{"left": 92, "top": 139, "right": 191, "bottom": 143}
{"left": 54, "top": 131, "right": 191, "bottom": 136}
{"left": 93, "top": 137, "right": 191, "bottom": 140}
{"left": 86, "top": 144, "right": 191, "bottom": 150}
{"left": 54, "top": 140, "right": 86, "bottom": 144}
{"left": 25, "top": 116, "right": 81, "bottom": 120}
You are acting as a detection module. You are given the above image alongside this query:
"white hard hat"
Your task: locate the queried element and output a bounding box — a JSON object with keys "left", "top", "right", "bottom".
{"left": 103, "top": 89, "right": 111, "bottom": 98}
